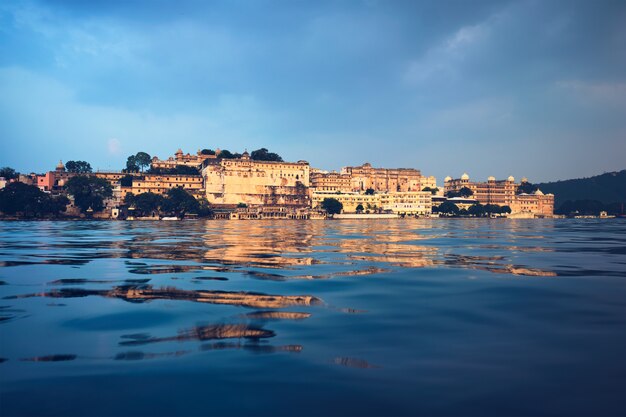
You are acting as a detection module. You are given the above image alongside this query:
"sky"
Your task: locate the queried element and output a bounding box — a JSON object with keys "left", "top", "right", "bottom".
{"left": 1, "top": 0, "right": 625, "bottom": 184}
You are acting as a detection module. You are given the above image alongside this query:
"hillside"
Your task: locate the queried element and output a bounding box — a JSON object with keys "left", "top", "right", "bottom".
{"left": 537, "top": 170, "right": 626, "bottom": 207}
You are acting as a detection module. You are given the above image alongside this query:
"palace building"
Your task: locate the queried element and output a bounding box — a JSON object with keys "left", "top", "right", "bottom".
{"left": 341, "top": 163, "right": 423, "bottom": 193}
{"left": 310, "top": 169, "right": 352, "bottom": 193}
{"left": 311, "top": 190, "right": 433, "bottom": 215}
{"left": 443, "top": 173, "right": 554, "bottom": 216}
{"left": 150, "top": 149, "right": 216, "bottom": 170}
{"left": 202, "top": 151, "right": 310, "bottom": 207}
{"left": 444, "top": 173, "right": 517, "bottom": 206}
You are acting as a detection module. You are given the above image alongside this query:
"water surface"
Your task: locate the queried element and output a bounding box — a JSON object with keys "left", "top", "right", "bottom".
{"left": 1, "top": 219, "right": 625, "bottom": 416}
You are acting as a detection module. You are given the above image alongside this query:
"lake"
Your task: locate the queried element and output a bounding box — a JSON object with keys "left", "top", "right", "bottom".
{"left": 0, "top": 219, "right": 625, "bottom": 416}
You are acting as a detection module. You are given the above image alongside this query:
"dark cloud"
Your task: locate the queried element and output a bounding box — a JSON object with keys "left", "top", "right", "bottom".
{"left": 0, "top": 0, "right": 624, "bottom": 181}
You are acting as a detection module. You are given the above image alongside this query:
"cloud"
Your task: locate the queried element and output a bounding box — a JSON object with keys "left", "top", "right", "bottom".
{"left": 0, "top": 67, "right": 282, "bottom": 172}
{"left": 403, "top": 22, "right": 489, "bottom": 85}
{"left": 556, "top": 80, "right": 626, "bottom": 107}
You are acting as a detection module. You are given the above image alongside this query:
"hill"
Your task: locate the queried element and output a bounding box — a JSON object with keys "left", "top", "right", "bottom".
{"left": 537, "top": 170, "right": 626, "bottom": 208}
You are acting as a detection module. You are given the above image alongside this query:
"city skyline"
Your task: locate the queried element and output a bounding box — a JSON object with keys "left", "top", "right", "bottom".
{"left": 1, "top": 0, "right": 625, "bottom": 182}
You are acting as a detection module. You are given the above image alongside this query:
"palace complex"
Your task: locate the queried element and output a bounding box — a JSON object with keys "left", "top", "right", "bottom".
{"left": 6, "top": 148, "right": 556, "bottom": 218}
{"left": 444, "top": 173, "right": 554, "bottom": 217}
{"left": 201, "top": 151, "right": 310, "bottom": 207}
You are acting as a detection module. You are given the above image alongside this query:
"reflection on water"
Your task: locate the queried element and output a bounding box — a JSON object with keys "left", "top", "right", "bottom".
{"left": 241, "top": 311, "right": 311, "bottom": 320}
{"left": 1, "top": 219, "right": 625, "bottom": 417}
{"left": 7, "top": 286, "right": 322, "bottom": 309}
{"left": 200, "top": 342, "right": 303, "bottom": 353}
{"left": 333, "top": 357, "right": 379, "bottom": 369}
{"left": 118, "top": 324, "right": 275, "bottom": 346}
{"left": 21, "top": 354, "right": 77, "bottom": 362}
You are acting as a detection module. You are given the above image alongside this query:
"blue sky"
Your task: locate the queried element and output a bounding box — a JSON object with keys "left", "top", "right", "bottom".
{"left": 1, "top": 0, "right": 625, "bottom": 183}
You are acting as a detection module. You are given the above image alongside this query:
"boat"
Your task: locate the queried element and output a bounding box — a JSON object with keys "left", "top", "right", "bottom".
{"left": 161, "top": 216, "right": 180, "bottom": 221}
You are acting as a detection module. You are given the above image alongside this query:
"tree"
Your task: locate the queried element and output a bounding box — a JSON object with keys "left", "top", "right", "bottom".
{"left": 201, "top": 149, "right": 216, "bottom": 155}
{"left": 500, "top": 205, "right": 511, "bottom": 214}
{"left": 65, "top": 160, "right": 92, "bottom": 173}
{"left": 125, "top": 155, "right": 139, "bottom": 173}
{"left": 0, "top": 182, "right": 68, "bottom": 217}
{"left": 321, "top": 198, "right": 343, "bottom": 215}
{"left": 556, "top": 200, "right": 605, "bottom": 216}
{"left": 65, "top": 176, "right": 113, "bottom": 213}
{"left": 126, "top": 192, "right": 164, "bottom": 217}
{"left": 468, "top": 203, "right": 486, "bottom": 217}
{"left": 435, "top": 201, "right": 460, "bottom": 216}
{"left": 355, "top": 203, "right": 364, "bottom": 213}
{"left": 148, "top": 166, "right": 199, "bottom": 175}
{"left": 120, "top": 175, "right": 133, "bottom": 187}
{"left": 484, "top": 204, "right": 500, "bottom": 214}
{"left": 459, "top": 187, "right": 473, "bottom": 198}
{"left": 135, "top": 152, "right": 151, "bottom": 172}
{"left": 250, "top": 148, "right": 283, "bottom": 162}
{"left": 196, "top": 197, "right": 214, "bottom": 217}
{"left": 364, "top": 188, "right": 375, "bottom": 195}
{"left": 237, "top": 202, "right": 248, "bottom": 208}
{"left": 161, "top": 187, "right": 200, "bottom": 217}
{"left": 422, "top": 187, "right": 439, "bottom": 195}
{"left": 173, "top": 165, "right": 199, "bottom": 175}
{"left": 517, "top": 181, "right": 539, "bottom": 195}
{"left": 217, "top": 150, "right": 235, "bottom": 159}
{"left": 0, "top": 167, "right": 18, "bottom": 180}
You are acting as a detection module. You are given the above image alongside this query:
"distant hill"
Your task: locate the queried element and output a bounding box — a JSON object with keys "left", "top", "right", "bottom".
{"left": 537, "top": 170, "right": 626, "bottom": 208}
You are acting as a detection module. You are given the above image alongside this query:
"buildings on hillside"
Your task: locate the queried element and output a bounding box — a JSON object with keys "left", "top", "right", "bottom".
{"left": 201, "top": 151, "right": 310, "bottom": 207}
{"left": 151, "top": 149, "right": 216, "bottom": 170}
{"left": 15, "top": 149, "right": 556, "bottom": 218}
{"left": 444, "top": 173, "right": 554, "bottom": 217}
{"left": 341, "top": 163, "right": 424, "bottom": 192}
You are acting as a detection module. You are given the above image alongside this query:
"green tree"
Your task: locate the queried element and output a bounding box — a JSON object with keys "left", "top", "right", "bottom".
{"left": 65, "top": 160, "right": 92, "bottom": 173}
{"left": 128, "top": 192, "right": 164, "bottom": 217}
{"left": 250, "top": 148, "right": 283, "bottom": 162}
{"left": 517, "top": 181, "right": 539, "bottom": 195}
{"left": 364, "top": 188, "right": 375, "bottom": 195}
{"left": 355, "top": 203, "right": 364, "bottom": 213}
{"left": 120, "top": 175, "right": 133, "bottom": 187}
{"left": 459, "top": 187, "right": 473, "bottom": 198}
{"left": 500, "top": 205, "right": 511, "bottom": 214}
{"left": 422, "top": 187, "right": 439, "bottom": 195}
{"left": 435, "top": 201, "right": 460, "bottom": 216}
{"left": 196, "top": 197, "right": 214, "bottom": 217}
{"left": 65, "top": 176, "right": 113, "bottom": 213}
{"left": 174, "top": 165, "right": 199, "bottom": 175}
{"left": 201, "top": 149, "right": 216, "bottom": 155}
{"left": 556, "top": 200, "right": 605, "bottom": 216}
{"left": 217, "top": 150, "right": 235, "bottom": 159}
{"left": 0, "top": 182, "right": 68, "bottom": 217}
{"left": 161, "top": 187, "right": 200, "bottom": 217}
{"left": 468, "top": 203, "right": 486, "bottom": 217}
{"left": 321, "top": 198, "right": 343, "bottom": 215}
{"left": 134, "top": 152, "right": 152, "bottom": 172}
{"left": 484, "top": 204, "right": 501, "bottom": 214}
{"left": 237, "top": 202, "right": 248, "bottom": 208}
{"left": 0, "top": 167, "right": 18, "bottom": 180}
{"left": 125, "top": 155, "right": 139, "bottom": 173}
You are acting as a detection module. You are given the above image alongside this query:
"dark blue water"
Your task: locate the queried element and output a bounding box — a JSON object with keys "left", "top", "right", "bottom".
{"left": 0, "top": 219, "right": 625, "bottom": 416}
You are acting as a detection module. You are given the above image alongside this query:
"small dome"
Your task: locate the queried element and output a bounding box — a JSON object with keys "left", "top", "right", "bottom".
{"left": 507, "top": 175, "right": 515, "bottom": 182}
{"left": 241, "top": 149, "right": 250, "bottom": 159}
{"left": 521, "top": 177, "right": 528, "bottom": 183}
{"left": 461, "top": 173, "right": 469, "bottom": 180}
{"left": 56, "top": 160, "right": 65, "bottom": 170}
{"left": 444, "top": 176, "right": 452, "bottom": 182}
{"left": 487, "top": 176, "right": 495, "bottom": 181}
{"left": 534, "top": 189, "right": 544, "bottom": 195}
{"left": 176, "top": 148, "right": 183, "bottom": 154}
